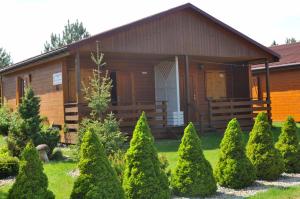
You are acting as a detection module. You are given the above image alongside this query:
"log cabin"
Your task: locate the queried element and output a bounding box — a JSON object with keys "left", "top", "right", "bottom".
{"left": 0, "top": 3, "right": 279, "bottom": 143}
{"left": 252, "top": 42, "right": 300, "bottom": 122}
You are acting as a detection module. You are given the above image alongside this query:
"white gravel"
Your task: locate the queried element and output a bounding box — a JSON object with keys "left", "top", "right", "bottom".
{"left": 173, "top": 173, "right": 300, "bottom": 199}
{"left": 0, "top": 176, "right": 15, "bottom": 187}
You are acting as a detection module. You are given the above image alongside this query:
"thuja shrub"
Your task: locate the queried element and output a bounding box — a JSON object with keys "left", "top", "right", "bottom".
{"left": 246, "top": 112, "right": 284, "bottom": 180}
{"left": 214, "top": 118, "right": 256, "bottom": 189}
{"left": 275, "top": 116, "right": 300, "bottom": 173}
{"left": 8, "top": 142, "right": 54, "bottom": 199}
{"left": 171, "top": 122, "right": 216, "bottom": 197}
{"left": 0, "top": 105, "right": 11, "bottom": 136}
{"left": 122, "top": 112, "right": 170, "bottom": 199}
{"left": 70, "top": 131, "right": 124, "bottom": 199}
{"left": 0, "top": 151, "right": 19, "bottom": 179}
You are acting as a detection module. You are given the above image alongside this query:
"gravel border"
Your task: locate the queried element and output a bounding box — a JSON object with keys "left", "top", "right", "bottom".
{"left": 0, "top": 176, "right": 15, "bottom": 187}
{"left": 173, "top": 173, "right": 300, "bottom": 199}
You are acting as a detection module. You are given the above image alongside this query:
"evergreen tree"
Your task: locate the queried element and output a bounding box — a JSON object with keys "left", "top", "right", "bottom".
{"left": 123, "top": 112, "right": 170, "bottom": 199}
{"left": 246, "top": 112, "right": 284, "bottom": 180}
{"left": 7, "top": 87, "right": 42, "bottom": 156}
{"left": 8, "top": 142, "right": 54, "bottom": 199}
{"left": 285, "top": 37, "right": 297, "bottom": 44}
{"left": 0, "top": 47, "right": 12, "bottom": 69}
{"left": 276, "top": 116, "right": 300, "bottom": 173}
{"left": 70, "top": 130, "right": 124, "bottom": 199}
{"left": 214, "top": 118, "right": 256, "bottom": 189}
{"left": 171, "top": 122, "right": 216, "bottom": 197}
{"left": 18, "top": 86, "right": 42, "bottom": 144}
{"left": 44, "top": 19, "right": 90, "bottom": 52}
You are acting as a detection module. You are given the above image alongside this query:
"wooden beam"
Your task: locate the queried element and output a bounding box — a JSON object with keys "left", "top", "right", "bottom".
{"left": 185, "top": 55, "right": 190, "bottom": 123}
{"left": 175, "top": 56, "right": 180, "bottom": 112}
{"left": 75, "top": 51, "right": 81, "bottom": 103}
{"left": 265, "top": 61, "right": 272, "bottom": 122}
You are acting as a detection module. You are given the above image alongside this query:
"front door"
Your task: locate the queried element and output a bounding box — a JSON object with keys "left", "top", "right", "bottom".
{"left": 205, "top": 70, "right": 227, "bottom": 100}
{"left": 116, "top": 71, "right": 133, "bottom": 105}
{"left": 67, "top": 69, "right": 76, "bottom": 102}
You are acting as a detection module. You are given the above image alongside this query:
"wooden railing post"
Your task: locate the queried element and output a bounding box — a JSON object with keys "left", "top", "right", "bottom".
{"left": 265, "top": 61, "right": 272, "bottom": 123}
{"left": 208, "top": 100, "right": 212, "bottom": 128}
{"left": 162, "top": 101, "right": 167, "bottom": 127}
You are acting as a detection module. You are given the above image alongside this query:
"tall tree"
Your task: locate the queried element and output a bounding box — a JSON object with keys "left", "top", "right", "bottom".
{"left": 0, "top": 47, "right": 12, "bottom": 69}
{"left": 285, "top": 37, "right": 297, "bottom": 44}
{"left": 270, "top": 40, "right": 278, "bottom": 46}
{"left": 43, "top": 19, "right": 90, "bottom": 52}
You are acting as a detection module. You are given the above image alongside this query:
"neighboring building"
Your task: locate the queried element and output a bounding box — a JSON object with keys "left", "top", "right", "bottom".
{"left": 0, "top": 3, "right": 279, "bottom": 143}
{"left": 252, "top": 42, "right": 300, "bottom": 122}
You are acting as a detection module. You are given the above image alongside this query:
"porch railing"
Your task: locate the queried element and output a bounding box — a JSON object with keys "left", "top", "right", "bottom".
{"left": 208, "top": 98, "right": 271, "bottom": 130}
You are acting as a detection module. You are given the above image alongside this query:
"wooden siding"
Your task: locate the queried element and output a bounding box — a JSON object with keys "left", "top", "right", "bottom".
{"left": 253, "top": 69, "right": 300, "bottom": 122}
{"left": 2, "top": 60, "right": 65, "bottom": 126}
{"left": 80, "top": 9, "right": 272, "bottom": 61}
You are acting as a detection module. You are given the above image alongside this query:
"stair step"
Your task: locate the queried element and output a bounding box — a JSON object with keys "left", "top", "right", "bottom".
{"left": 65, "top": 115, "right": 79, "bottom": 121}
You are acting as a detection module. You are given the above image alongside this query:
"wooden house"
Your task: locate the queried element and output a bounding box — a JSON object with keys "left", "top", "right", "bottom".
{"left": 0, "top": 3, "right": 279, "bottom": 143}
{"left": 252, "top": 42, "right": 300, "bottom": 121}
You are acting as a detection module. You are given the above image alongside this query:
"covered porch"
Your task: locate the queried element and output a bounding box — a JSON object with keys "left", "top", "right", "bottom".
{"left": 62, "top": 51, "right": 272, "bottom": 143}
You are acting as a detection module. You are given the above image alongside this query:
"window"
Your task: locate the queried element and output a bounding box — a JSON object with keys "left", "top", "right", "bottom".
{"left": 16, "top": 75, "right": 31, "bottom": 105}
{"left": 205, "top": 70, "right": 227, "bottom": 99}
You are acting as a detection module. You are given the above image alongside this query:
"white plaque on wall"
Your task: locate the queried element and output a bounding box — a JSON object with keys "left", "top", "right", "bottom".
{"left": 53, "top": 72, "right": 62, "bottom": 85}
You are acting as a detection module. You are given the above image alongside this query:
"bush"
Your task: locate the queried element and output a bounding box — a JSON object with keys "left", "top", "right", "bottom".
{"left": 171, "top": 122, "right": 216, "bottom": 197}
{"left": 7, "top": 87, "right": 43, "bottom": 157}
{"left": 70, "top": 131, "right": 124, "bottom": 199}
{"left": 0, "top": 153, "right": 19, "bottom": 179}
{"left": 214, "top": 118, "right": 256, "bottom": 189}
{"left": 108, "top": 150, "right": 126, "bottom": 183}
{"left": 0, "top": 105, "right": 11, "bottom": 136}
{"left": 123, "top": 112, "right": 170, "bottom": 199}
{"left": 275, "top": 116, "right": 300, "bottom": 173}
{"left": 78, "top": 113, "right": 126, "bottom": 156}
{"left": 8, "top": 142, "right": 54, "bottom": 199}
{"left": 50, "top": 148, "right": 64, "bottom": 161}
{"left": 246, "top": 112, "right": 284, "bottom": 180}
{"left": 40, "top": 126, "right": 60, "bottom": 155}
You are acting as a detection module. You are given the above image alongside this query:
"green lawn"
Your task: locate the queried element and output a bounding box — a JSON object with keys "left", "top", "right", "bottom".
{"left": 1, "top": 122, "right": 300, "bottom": 199}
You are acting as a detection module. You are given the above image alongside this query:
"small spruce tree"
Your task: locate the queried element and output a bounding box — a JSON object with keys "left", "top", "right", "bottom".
{"left": 70, "top": 130, "right": 124, "bottom": 199}
{"left": 171, "top": 122, "right": 216, "bottom": 197}
{"left": 214, "top": 118, "right": 256, "bottom": 189}
{"left": 8, "top": 142, "right": 54, "bottom": 199}
{"left": 246, "top": 112, "right": 284, "bottom": 180}
{"left": 122, "top": 112, "right": 170, "bottom": 199}
{"left": 275, "top": 116, "right": 300, "bottom": 173}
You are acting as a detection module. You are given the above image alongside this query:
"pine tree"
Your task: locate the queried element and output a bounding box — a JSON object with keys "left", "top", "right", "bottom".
{"left": 0, "top": 47, "right": 12, "bottom": 69}
{"left": 246, "top": 112, "right": 284, "bottom": 180}
{"left": 214, "top": 118, "right": 256, "bottom": 189}
{"left": 8, "top": 142, "right": 54, "bottom": 199}
{"left": 171, "top": 122, "right": 216, "bottom": 197}
{"left": 18, "top": 86, "right": 42, "bottom": 144}
{"left": 122, "top": 112, "right": 170, "bottom": 199}
{"left": 276, "top": 116, "right": 300, "bottom": 173}
{"left": 7, "top": 87, "right": 42, "bottom": 156}
{"left": 70, "top": 130, "right": 124, "bottom": 199}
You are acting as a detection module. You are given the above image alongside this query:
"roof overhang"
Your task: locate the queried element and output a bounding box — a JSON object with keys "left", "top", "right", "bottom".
{"left": 252, "top": 62, "right": 300, "bottom": 74}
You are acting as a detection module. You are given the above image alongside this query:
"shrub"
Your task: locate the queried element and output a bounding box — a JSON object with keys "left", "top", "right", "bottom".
{"left": 78, "top": 113, "right": 126, "bottom": 156}
{"left": 123, "top": 112, "right": 170, "bottom": 199}
{"left": 50, "top": 148, "right": 64, "bottom": 161}
{"left": 171, "top": 122, "right": 216, "bottom": 197}
{"left": 0, "top": 105, "right": 11, "bottom": 136}
{"left": 8, "top": 142, "right": 54, "bottom": 199}
{"left": 108, "top": 150, "right": 126, "bottom": 183}
{"left": 70, "top": 131, "right": 124, "bottom": 199}
{"left": 7, "top": 87, "right": 43, "bottom": 157}
{"left": 246, "top": 112, "right": 284, "bottom": 180}
{"left": 214, "top": 118, "right": 256, "bottom": 189}
{"left": 40, "top": 126, "right": 60, "bottom": 155}
{"left": 0, "top": 153, "right": 19, "bottom": 179}
{"left": 275, "top": 116, "right": 300, "bottom": 173}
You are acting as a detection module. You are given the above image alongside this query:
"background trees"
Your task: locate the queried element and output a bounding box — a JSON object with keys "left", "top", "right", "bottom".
{"left": 43, "top": 19, "right": 90, "bottom": 52}
{"left": 0, "top": 47, "right": 12, "bottom": 69}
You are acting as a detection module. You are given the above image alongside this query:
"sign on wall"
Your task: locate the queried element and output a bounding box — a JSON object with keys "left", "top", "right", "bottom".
{"left": 53, "top": 72, "right": 62, "bottom": 85}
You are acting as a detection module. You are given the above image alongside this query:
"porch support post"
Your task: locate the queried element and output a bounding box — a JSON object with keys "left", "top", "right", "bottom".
{"left": 75, "top": 51, "right": 81, "bottom": 103}
{"left": 175, "top": 56, "right": 180, "bottom": 112}
{"left": 265, "top": 61, "right": 272, "bottom": 122}
{"left": 184, "top": 55, "right": 190, "bottom": 124}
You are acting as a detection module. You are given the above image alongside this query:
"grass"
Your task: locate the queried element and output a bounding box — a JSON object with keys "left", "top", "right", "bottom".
{"left": 249, "top": 186, "right": 300, "bottom": 199}
{"left": 0, "top": 122, "right": 300, "bottom": 198}
{"left": 0, "top": 135, "right": 5, "bottom": 147}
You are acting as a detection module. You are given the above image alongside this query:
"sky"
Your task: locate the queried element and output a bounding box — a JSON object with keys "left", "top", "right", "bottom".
{"left": 0, "top": 0, "right": 300, "bottom": 63}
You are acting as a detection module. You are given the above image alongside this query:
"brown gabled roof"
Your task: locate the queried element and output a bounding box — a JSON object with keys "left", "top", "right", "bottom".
{"left": 70, "top": 3, "right": 280, "bottom": 61}
{"left": 1, "top": 3, "right": 280, "bottom": 74}
{"left": 252, "top": 42, "right": 300, "bottom": 71}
